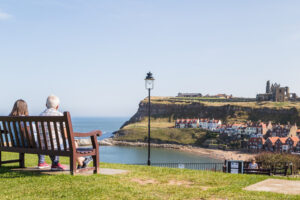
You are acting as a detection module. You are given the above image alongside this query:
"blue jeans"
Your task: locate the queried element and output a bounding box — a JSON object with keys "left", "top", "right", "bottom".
{"left": 38, "top": 155, "right": 59, "bottom": 165}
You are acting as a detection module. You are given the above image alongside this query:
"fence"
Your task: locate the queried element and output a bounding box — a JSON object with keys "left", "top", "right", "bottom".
{"left": 132, "top": 161, "right": 294, "bottom": 176}
{"left": 135, "top": 162, "right": 225, "bottom": 172}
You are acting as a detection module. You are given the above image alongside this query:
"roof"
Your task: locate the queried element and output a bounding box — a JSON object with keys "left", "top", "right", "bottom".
{"left": 267, "top": 137, "right": 279, "bottom": 145}
{"left": 290, "top": 136, "right": 299, "bottom": 141}
{"left": 278, "top": 137, "right": 288, "bottom": 144}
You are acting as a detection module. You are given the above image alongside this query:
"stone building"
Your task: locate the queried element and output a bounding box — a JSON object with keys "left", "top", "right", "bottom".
{"left": 177, "top": 93, "right": 202, "bottom": 97}
{"left": 256, "top": 81, "right": 298, "bottom": 102}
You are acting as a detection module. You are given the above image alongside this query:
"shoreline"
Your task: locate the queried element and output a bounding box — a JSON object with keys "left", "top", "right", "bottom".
{"left": 96, "top": 138, "right": 256, "bottom": 161}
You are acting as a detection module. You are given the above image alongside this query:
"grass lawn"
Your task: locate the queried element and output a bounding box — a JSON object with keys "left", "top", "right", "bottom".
{"left": 1, "top": 152, "right": 300, "bottom": 199}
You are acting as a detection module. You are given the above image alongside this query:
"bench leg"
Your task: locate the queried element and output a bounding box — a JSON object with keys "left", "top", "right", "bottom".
{"left": 70, "top": 156, "right": 76, "bottom": 175}
{"left": 93, "top": 154, "right": 100, "bottom": 174}
{"left": 19, "top": 153, "right": 25, "bottom": 168}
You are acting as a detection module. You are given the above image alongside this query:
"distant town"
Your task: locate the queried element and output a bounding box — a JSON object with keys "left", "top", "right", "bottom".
{"left": 175, "top": 118, "right": 300, "bottom": 153}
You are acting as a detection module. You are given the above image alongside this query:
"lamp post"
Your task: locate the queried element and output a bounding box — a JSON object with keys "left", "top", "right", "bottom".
{"left": 145, "top": 72, "right": 154, "bottom": 166}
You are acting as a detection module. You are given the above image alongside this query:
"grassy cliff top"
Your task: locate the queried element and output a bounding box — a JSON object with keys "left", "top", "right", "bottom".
{"left": 142, "top": 96, "right": 300, "bottom": 110}
{"left": 1, "top": 152, "right": 300, "bottom": 199}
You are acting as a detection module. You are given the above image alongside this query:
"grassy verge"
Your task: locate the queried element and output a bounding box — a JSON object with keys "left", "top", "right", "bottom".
{"left": 0, "top": 152, "right": 300, "bottom": 199}
{"left": 114, "top": 122, "right": 208, "bottom": 145}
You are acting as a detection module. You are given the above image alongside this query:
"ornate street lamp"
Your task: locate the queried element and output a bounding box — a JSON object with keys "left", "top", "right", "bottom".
{"left": 145, "top": 72, "right": 154, "bottom": 166}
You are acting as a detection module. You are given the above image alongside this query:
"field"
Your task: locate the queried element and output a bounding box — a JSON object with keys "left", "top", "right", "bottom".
{"left": 0, "top": 152, "right": 300, "bottom": 199}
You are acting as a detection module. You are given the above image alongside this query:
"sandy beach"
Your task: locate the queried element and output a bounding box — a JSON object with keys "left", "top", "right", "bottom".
{"left": 96, "top": 138, "right": 256, "bottom": 161}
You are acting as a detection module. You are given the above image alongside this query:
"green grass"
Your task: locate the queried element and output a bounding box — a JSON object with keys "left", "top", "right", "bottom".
{"left": 115, "top": 123, "right": 207, "bottom": 145}
{"left": 0, "top": 152, "right": 300, "bottom": 199}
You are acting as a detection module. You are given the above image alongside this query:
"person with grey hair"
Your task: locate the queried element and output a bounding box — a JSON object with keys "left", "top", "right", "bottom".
{"left": 38, "top": 95, "right": 92, "bottom": 171}
{"left": 37, "top": 95, "right": 66, "bottom": 170}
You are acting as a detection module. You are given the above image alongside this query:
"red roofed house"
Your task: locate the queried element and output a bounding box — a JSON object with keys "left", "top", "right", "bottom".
{"left": 175, "top": 119, "right": 181, "bottom": 128}
{"left": 264, "top": 137, "right": 279, "bottom": 152}
{"left": 286, "top": 136, "right": 300, "bottom": 153}
{"left": 186, "top": 119, "right": 192, "bottom": 128}
{"left": 199, "top": 118, "right": 209, "bottom": 129}
{"left": 274, "top": 137, "right": 288, "bottom": 152}
{"left": 207, "top": 119, "right": 222, "bottom": 131}
{"left": 190, "top": 119, "right": 199, "bottom": 128}
{"left": 178, "top": 119, "right": 187, "bottom": 128}
{"left": 248, "top": 137, "right": 265, "bottom": 152}
{"left": 295, "top": 141, "right": 300, "bottom": 152}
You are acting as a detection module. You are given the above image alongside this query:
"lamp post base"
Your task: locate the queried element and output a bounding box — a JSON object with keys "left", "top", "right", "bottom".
{"left": 147, "top": 160, "right": 151, "bottom": 166}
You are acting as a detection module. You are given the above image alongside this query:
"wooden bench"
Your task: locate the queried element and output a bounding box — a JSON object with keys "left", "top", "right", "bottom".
{"left": 243, "top": 168, "right": 271, "bottom": 176}
{"left": 0, "top": 112, "right": 102, "bottom": 175}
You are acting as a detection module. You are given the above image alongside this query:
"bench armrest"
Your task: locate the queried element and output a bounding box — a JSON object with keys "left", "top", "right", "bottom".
{"left": 73, "top": 130, "right": 102, "bottom": 137}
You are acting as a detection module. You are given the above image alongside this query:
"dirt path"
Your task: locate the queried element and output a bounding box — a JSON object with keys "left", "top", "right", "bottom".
{"left": 245, "top": 179, "right": 300, "bottom": 195}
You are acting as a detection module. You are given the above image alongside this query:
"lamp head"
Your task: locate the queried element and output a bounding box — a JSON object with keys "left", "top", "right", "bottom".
{"left": 145, "top": 72, "right": 155, "bottom": 90}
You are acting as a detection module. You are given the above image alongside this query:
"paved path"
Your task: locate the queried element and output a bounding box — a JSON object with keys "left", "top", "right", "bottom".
{"left": 12, "top": 166, "right": 129, "bottom": 176}
{"left": 244, "top": 178, "right": 300, "bottom": 195}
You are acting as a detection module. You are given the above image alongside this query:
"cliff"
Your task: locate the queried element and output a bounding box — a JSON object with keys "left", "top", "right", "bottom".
{"left": 122, "top": 97, "right": 300, "bottom": 127}
{"left": 114, "top": 97, "right": 300, "bottom": 147}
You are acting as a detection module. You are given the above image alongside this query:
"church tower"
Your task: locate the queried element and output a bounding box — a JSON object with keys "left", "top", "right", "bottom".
{"left": 266, "top": 80, "right": 271, "bottom": 94}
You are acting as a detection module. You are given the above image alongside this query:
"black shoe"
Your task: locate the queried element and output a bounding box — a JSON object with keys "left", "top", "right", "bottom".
{"left": 82, "top": 157, "right": 93, "bottom": 168}
{"left": 77, "top": 165, "right": 82, "bottom": 169}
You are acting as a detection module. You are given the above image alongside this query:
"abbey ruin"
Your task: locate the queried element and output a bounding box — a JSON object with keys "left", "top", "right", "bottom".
{"left": 256, "top": 81, "right": 298, "bottom": 102}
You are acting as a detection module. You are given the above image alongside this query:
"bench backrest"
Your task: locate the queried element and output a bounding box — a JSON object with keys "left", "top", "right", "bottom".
{"left": 0, "top": 112, "right": 75, "bottom": 155}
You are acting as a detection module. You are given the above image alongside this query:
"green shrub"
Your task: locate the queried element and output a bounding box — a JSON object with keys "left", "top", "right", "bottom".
{"left": 254, "top": 152, "right": 300, "bottom": 174}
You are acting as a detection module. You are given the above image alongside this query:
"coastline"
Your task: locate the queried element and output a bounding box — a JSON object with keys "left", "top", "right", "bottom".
{"left": 96, "top": 138, "right": 256, "bottom": 161}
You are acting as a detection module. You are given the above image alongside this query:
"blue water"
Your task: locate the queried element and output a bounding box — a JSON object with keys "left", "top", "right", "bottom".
{"left": 71, "top": 117, "right": 221, "bottom": 164}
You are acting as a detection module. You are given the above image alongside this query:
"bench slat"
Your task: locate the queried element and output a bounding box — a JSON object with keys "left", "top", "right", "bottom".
{"left": 2, "top": 121, "right": 10, "bottom": 147}
{"left": 53, "top": 122, "right": 61, "bottom": 151}
{"left": 12, "top": 121, "right": 21, "bottom": 147}
{"left": 60, "top": 122, "right": 67, "bottom": 151}
{"left": 41, "top": 122, "right": 49, "bottom": 150}
{"left": 29, "top": 121, "right": 36, "bottom": 148}
{"left": 0, "top": 146, "right": 72, "bottom": 156}
{"left": 16, "top": 121, "right": 25, "bottom": 147}
{"left": 47, "top": 121, "right": 55, "bottom": 150}
{"left": 23, "top": 121, "right": 32, "bottom": 148}
{"left": 0, "top": 116, "right": 66, "bottom": 122}
{"left": 0, "top": 123, "right": 5, "bottom": 147}
{"left": 7, "top": 122, "right": 15, "bottom": 148}
{"left": 34, "top": 121, "right": 43, "bottom": 149}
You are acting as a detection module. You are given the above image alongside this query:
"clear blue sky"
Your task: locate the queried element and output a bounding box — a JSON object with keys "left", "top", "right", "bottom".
{"left": 1, "top": 0, "right": 300, "bottom": 117}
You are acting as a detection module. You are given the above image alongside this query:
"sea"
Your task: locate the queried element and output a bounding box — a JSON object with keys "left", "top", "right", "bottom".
{"left": 72, "top": 117, "right": 221, "bottom": 164}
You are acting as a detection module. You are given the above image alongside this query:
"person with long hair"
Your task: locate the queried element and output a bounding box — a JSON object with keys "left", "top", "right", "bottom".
{"left": 9, "top": 99, "right": 31, "bottom": 147}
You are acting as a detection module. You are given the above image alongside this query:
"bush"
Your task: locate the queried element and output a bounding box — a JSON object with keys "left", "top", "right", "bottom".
{"left": 254, "top": 152, "right": 300, "bottom": 174}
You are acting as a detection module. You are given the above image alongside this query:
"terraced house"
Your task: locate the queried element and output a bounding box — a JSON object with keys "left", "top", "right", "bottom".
{"left": 175, "top": 118, "right": 222, "bottom": 130}
{"left": 268, "top": 123, "right": 298, "bottom": 137}
{"left": 248, "top": 137, "right": 265, "bottom": 152}
{"left": 250, "top": 136, "right": 300, "bottom": 153}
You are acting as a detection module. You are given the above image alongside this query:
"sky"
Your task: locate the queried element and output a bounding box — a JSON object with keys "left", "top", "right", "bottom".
{"left": 1, "top": 0, "right": 300, "bottom": 117}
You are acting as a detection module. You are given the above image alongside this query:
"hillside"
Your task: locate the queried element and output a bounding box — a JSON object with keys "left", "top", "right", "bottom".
{"left": 123, "top": 97, "right": 300, "bottom": 126}
{"left": 114, "top": 97, "right": 300, "bottom": 144}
